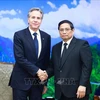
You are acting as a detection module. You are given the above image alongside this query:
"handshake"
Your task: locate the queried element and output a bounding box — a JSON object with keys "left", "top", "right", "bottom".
{"left": 37, "top": 69, "right": 48, "bottom": 82}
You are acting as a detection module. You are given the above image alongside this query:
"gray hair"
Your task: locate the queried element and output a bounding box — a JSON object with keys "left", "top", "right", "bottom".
{"left": 27, "top": 8, "right": 43, "bottom": 19}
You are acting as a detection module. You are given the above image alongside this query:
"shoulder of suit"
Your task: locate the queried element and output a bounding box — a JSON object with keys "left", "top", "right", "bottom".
{"left": 39, "top": 30, "right": 50, "bottom": 36}
{"left": 14, "top": 28, "right": 28, "bottom": 36}
{"left": 76, "top": 38, "right": 88, "bottom": 44}
{"left": 53, "top": 41, "right": 62, "bottom": 48}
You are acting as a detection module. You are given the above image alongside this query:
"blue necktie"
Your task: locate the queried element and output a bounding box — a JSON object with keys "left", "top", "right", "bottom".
{"left": 33, "top": 33, "right": 38, "bottom": 58}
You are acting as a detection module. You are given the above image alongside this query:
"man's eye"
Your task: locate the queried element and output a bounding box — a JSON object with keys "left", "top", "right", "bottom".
{"left": 37, "top": 17, "right": 41, "bottom": 19}
{"left": 31, "top": 17, "right": 35, "bottom": 19}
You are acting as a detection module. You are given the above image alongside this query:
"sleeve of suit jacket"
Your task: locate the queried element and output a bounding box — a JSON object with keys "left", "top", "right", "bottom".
{"left": 46, "top": 46, "right": 55, "bottom": 78}
{"left": 79, "top": 41, "right": 92, "bottom": 86}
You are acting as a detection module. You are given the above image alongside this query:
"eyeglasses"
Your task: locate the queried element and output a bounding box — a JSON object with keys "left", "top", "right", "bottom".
{"left": 59, "top": 28, "right": 72, "bottom": 32}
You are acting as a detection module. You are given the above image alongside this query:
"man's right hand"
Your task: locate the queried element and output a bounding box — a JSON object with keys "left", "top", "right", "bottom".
{"left": 37, "top": 69, "right": 48, "bottom": 81}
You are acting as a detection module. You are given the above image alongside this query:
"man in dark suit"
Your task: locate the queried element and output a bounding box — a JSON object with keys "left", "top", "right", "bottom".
{"left": 40, "top": 20, "right": 92, "bottom": 100}
{"left": 9, "top": 8, "right": 51, "bottom": 100}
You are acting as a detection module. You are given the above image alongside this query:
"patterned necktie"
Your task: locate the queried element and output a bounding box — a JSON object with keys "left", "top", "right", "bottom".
{"left": 33, "top": 33, "right": 38, "bottom": 58}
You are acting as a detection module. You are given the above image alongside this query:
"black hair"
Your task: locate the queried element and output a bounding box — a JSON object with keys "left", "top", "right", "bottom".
{"left": 58, "top": 20, "right": 74, "bottom": 30}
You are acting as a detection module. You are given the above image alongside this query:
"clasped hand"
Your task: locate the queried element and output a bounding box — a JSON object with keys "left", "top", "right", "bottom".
{"left": 37, "top": 69, "right": 48, "bottom": 81}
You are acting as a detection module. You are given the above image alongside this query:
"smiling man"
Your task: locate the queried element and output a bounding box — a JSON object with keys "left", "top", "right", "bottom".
{"left": 9, "top": 8, "right": 51, "bottom": 100}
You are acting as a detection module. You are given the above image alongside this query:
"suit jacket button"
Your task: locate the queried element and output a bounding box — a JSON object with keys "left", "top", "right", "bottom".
{"left": 60, "top": 70, "right": 62, "bottom": 72}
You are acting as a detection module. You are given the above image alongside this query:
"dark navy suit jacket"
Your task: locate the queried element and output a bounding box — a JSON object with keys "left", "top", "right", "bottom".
{"left": 9, "top": 27, "right": 51, "bottom": 90}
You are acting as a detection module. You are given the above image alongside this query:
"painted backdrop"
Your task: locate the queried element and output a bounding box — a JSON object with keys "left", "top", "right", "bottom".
{"left": 0, "top": 0, "right": 100, "bottom": 99}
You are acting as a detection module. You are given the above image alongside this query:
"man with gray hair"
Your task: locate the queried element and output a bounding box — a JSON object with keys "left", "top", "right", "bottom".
{"left": 9, "top": 7, "right": 51, "bottom": 100}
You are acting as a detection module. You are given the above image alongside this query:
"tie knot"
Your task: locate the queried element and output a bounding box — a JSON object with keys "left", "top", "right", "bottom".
{"left": 33, "top": 33, "right": 37, "bottom": 37}
{"left": 64, "top": 43, "right": 67, "bottom": 47}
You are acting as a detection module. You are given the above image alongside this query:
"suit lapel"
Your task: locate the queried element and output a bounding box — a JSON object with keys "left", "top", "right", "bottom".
{"left": 60, "top": 37, "right": 77, "bottom": 69}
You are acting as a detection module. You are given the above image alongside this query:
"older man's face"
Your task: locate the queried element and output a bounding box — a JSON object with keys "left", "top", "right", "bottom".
{"left": 59, "top": 23, "right": 74, "bottom": 42}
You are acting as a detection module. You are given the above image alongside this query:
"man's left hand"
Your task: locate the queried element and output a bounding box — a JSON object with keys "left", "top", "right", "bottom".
{"left": 76, "top": 85, "right": 86, "bottom": 98}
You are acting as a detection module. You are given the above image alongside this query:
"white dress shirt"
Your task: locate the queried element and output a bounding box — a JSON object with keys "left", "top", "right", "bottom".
{"left": 61, "top": 37, "right": 73, "bottom": 56}
{"left": 29, "top": 27, "right": 42, "bottom": 58}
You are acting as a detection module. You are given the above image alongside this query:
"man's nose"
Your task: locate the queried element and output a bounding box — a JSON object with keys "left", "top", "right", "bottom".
{"left": 34, "top": 18, "right": 38, "bottom": 21}
{"left": 64, "top": 30, "right": 66, "bottom": 33}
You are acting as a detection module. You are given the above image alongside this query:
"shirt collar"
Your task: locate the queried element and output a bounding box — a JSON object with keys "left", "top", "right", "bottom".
{"left": 29, "top": 27, "right": 40, "bottom": 36}
{"left": 62, "top": 37, "right": 73, "bottom": 46}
